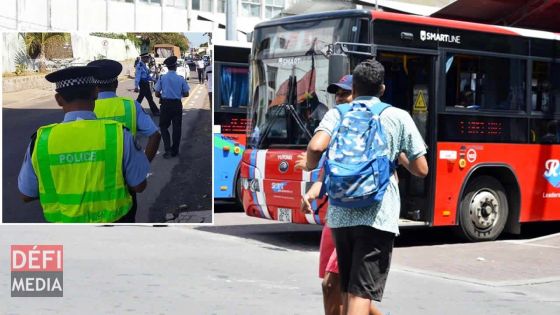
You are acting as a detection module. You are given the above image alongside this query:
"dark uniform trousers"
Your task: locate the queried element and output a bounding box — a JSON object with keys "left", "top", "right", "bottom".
{"left": 159, "top": 99, "right": 183, "bottom": 154}
{"left": 137, "top": 80, "right": 159, "bottom": 115}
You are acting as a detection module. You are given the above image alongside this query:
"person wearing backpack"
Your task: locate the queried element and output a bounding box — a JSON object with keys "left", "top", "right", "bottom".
{"left": 301, "top": 60, "right": 428, "bottom": 315}
{"left": 297, "top": 75, "right": 355, "bottom": 315}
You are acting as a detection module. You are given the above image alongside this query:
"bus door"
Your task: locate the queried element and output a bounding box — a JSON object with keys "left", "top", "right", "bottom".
{"left": 378, "top": 52, "right": 435, "bottom": 222}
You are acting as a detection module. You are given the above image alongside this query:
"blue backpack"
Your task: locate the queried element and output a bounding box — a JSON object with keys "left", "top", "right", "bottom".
{"left": 323, "top": 99, "right": 394, "bottom": 208}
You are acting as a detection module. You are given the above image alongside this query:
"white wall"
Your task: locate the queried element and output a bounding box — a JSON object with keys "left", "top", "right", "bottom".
{"left": 110, "top": 1, "right": 135, "bottom": 31}
{"left": 78, "top": 0, "right": 107, "bottom": 31}
{"left": 0, "top": 0, "right": 289, "bottom": 32}
{"left": 2, "top": 32, "right": 26, "bottom": 73}
{"left": 136, "top": 3, "right": 162, "bottom": 31}
{"left": 52, "top": 0, "right": 78, "bottom": 30}
{"left": 0, "top": 0, "right": 18, "bottom": 30}
{"left": 70, "top": 33, "right": 140, "bottom": 63}
{"left": 18, "top": 0, "right": 49, "bottom": 30}
{"left": 163, "top": 6, "right": 188, "bottom": 31}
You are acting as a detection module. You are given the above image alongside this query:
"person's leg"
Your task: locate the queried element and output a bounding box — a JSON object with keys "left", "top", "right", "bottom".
{"left": 159, "top": 102, "right": 172, "bottom": 155}
{"left": 208, "top": 92, "right": 212, "bottom": 107}
{"left": 347, "top": 294, "right": 376, "bottom": 315}
{"left": 136, "top": 87, "right": 145, "bottom": 104}
{"left": 331, "top": 227, "right": 354, "bottom": 315}
{"left": 171, "top": 103, "right": 183, "bottom": 155}
{"left": 369, "top": 302, "right": 383, "bottom": 315}
{"left": 141, "top": 81, "right": 159, "bottom": 114}
{"left": 345, "top": 226, "right": 395, "bottom": 315}
{"left": 322, "top": 271, "right": 342, "bottom": 315}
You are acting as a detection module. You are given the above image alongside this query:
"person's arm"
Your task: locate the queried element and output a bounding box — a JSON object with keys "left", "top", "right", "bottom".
{"left": 18, "top": 143, "right": 40, "bottom": 202}
{"left": 301, "top": 180, "right": 322, "bottom": 214}
{"left": 182, "top": 80, "right": 190, "bottom": 98}
{"left": 122, "top": 130, "right": 150, "bottom": 193}
{"left": 21, "top": 195, "right": 38, "bottom": 202}
{"left": 134, "top": 101, "right": 161, "bottom": 162}
{"left": 303, "top": 108, "right": 339, "bottom": 170}
{"left": 130, "top": 180, "right": 147, "bottom": 193}
{"left": 306, "top": 131, "right": 330, "bottom": 170}
{"left": 144, "top": 132, "right": 161, "bottom": 162}
{"left": 134, "top": 63, "right": 142, "bottom": 91}
{"left": 399, "top": 111, "right": 429, "bottom": 178}
{"left": 398, "top": 152, "right": 428, "bottom": 178}
{"left": 154, "top": 77, "right": 162, "bottom": 98}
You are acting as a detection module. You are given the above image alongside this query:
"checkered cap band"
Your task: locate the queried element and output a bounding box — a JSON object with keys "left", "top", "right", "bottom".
{"left": 55, "top": 76, "right": 95, "bottom": 89}
{"left": 94, "top": 77, "right": 118, "bottom": 85}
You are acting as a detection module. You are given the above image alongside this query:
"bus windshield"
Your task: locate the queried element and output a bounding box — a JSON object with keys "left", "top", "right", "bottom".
{"left": 248, "top": 18, "right": 362, "bottom": 149}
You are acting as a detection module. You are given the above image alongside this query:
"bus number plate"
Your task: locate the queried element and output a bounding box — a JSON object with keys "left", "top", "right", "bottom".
{"left": 278, "top": 208, "right": 292, "bottom": 223}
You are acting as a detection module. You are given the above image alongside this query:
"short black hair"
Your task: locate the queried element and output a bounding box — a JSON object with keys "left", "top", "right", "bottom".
{"left": 352, "top": 59, "right": 385, "bottom": 97}
{"left": 97, "top": 80, "right": 118, "bottom": 91}
{"left": 58, "top": 85, "right": 97, "bottom": 103}
{"left": 167, "top": 65, "right": 177, "bottom": 71}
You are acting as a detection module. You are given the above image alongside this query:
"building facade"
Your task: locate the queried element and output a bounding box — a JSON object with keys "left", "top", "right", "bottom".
{"left": 1, "top": 0, "right": 296, "bottom": 41}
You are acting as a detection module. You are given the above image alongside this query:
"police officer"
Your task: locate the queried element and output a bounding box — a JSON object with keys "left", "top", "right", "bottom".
{"left": 88, "top": 58, "right": 162, "bottom": 223}
{"left": 17, "top": 66, "right": 150, "bottom": 223}
{"left": 135, "top": 53, "right": 159, "bottom": 116}
{"left": 154, "top": 56, "right": 190, "bottom": 159}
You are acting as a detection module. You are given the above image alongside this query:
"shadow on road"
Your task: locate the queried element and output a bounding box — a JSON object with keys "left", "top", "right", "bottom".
{"left": 214, "top": 202, "right": 243, "bottom": 213}
{"left": 196, "top": 223, "right": 323, "bottom": 252}
{"left": 196, "top": 219, "right": 560, "bottom": 252}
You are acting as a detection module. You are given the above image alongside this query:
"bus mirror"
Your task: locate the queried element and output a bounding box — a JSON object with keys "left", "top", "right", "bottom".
{"left": 247, "top": 31, "right": 253, "bottom": 42}
{"left": 329, "top": 54, "right": 350, "bottom": 85}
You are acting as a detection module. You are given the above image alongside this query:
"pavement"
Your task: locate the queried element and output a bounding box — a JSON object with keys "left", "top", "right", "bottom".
{"left": 392, "top": 233, "right": 560, "bottom": 286}
{"left": 0, "top": 216, "right": 558, "bottom": 314}
{"left": 2, "top": 88, "right": 53, "bottom": 107}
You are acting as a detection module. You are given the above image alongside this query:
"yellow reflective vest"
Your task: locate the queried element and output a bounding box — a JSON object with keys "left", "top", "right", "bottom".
{"left": 94, "top": 97, "right": 137, "bottom": 136}
{"left": 31, "top": 120, "right": 132, "bottom": 223}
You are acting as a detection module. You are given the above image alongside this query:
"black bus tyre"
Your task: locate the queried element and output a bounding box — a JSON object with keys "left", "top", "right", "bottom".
{"left": 235, "top": 172, "right": 243, "bottom": 210}
{"left": 458, "top": 176, "right": 508, "bottom": 242}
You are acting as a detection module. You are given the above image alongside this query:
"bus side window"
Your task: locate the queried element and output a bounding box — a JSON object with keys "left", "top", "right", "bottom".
{"left": 446, "top": 54, "right": 526, "bottom": 111}
{"left": 531, "top": 119, "right": 560, "bottom": 144}
{"left": 534, "top": 62, "right": 560, "bottom": 114}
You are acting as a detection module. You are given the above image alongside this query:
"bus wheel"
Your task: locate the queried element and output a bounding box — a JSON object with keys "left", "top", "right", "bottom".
{"left": 235, "top": 173, "right": 243, "bottom": 210}
{"left": 458, "top": 176, "right": 508, "bottom": 242}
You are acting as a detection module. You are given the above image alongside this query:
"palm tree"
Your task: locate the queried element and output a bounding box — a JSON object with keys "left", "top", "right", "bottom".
{"left": 21, "top": 33, "right": 69, "bottom": 72}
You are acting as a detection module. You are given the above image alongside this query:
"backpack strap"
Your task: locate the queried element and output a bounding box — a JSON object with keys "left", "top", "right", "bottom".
{"left": 370, "top": 101, "right": 391, "bottom": 116}
{"left": 329, "top": 103, "right": 353, "bottom": 147}
{"left": 335, "top": 103, "right": 352, "bottom": 117}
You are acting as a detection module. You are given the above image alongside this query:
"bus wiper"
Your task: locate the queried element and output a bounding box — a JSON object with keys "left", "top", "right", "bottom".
{"left": 285, "top": 74, "right": 313, "bottom": 140}
{"left": 257, "top": 75, "right": 312, "bottom": 148}
{"left": 257, "top": 104, "right": 284, "bottom": 148}
{"left": 285, "top": 103, "right": 312, "bottom": 139}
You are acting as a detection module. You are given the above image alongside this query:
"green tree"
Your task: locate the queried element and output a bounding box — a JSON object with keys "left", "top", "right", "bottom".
{"left": 132, "top": 33, "right": 190, "bottom": 54}
{"left": 21, "top": 33, "right": 70, "bottom": 72}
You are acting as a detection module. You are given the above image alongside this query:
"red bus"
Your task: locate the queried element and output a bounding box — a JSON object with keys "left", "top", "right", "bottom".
{"left": 240, "top": 9, "right": 560, "bottom": 241}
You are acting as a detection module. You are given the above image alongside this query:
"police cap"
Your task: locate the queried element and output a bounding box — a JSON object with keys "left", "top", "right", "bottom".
{"left": 45, "top": 66, "right": 98, "bottom": 92}
{"left": 87, "top": 59, "right": 122, "bottom": 85}
{"left": 163, "top": 56, "right": 177, "bottom": 67}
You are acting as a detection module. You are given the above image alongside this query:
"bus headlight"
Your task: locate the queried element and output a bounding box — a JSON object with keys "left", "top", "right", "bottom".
{"left": 250, "top": 179, "right": 260, "bottom": 192}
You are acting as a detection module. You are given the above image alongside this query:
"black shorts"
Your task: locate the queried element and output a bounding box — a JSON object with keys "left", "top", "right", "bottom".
{"left": 331, "top": 225, "right": 395, "bottom": 302}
